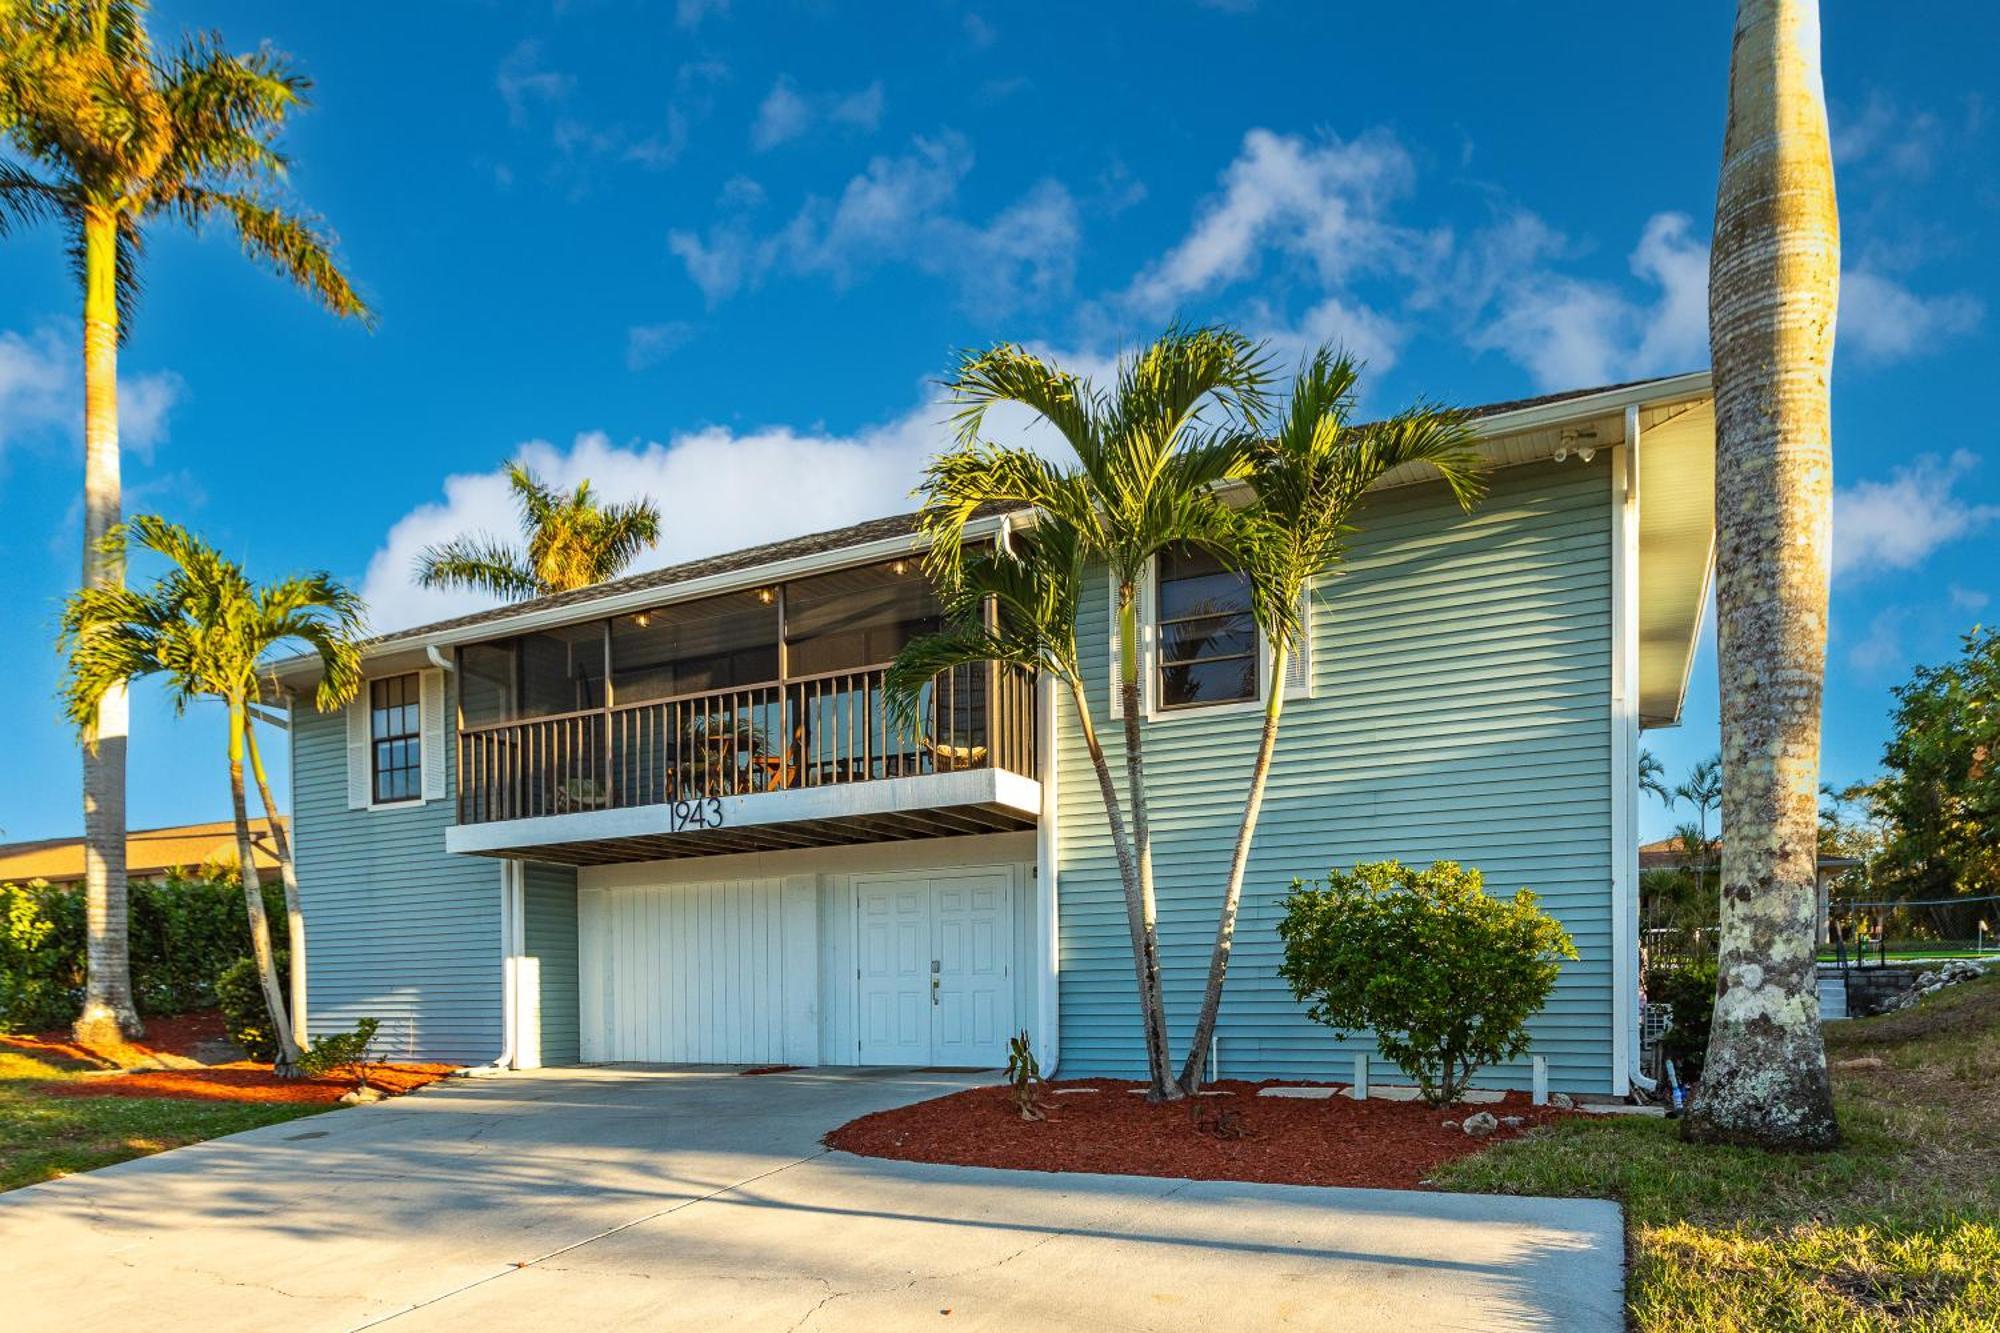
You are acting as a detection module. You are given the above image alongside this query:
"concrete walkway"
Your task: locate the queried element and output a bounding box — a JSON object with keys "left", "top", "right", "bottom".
{"left": 0, "top": 1066, "right": 1623, "bottom": 1331}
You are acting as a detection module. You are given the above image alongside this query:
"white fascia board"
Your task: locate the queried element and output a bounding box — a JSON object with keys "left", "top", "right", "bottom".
{"left": 443, "top": 766, "right": 1041, "bottom": 856}
{"left": 1468, "top": 372, "right": 1710, "bottom": 438}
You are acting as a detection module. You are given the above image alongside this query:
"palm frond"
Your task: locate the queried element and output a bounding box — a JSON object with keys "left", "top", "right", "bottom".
{"left": 413, "top": 534, "right": 538, "bottom": 599}
{"left": 162, "top": 185, "right": 369, "bottom": 322}
{"left": 944, "top": 342, "right": 1104, "bottom": 460}
{"left": 583, "top": 497, "right": 663, "bottom": 582}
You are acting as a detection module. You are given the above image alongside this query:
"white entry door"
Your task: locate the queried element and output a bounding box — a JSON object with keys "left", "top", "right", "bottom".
{"left": 855, "top": 869, "right": 1013, "bottom": 1067}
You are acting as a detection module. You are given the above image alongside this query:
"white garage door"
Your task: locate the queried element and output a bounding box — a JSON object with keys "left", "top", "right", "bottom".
{"left": 579, "top": 875, "right": 818, "bottom": 1065}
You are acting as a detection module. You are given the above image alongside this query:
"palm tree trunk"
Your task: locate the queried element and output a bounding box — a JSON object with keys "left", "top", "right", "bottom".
{"left": 1063, "top": 676, "right": 1167, "bottom": 1084}
{"left": 73, "top": 207, "right": 141, "bottom": 1046}
{"left": 1180, "top": 641, "right": 1288, "bottom": 1092}
{"left": 1682, "top": 0, "right": 1840, "bottom": 1150}
{"left": 243, "top": 713, "right": 307, "bottom": 1042}
{"left": 229, "top": 700, "right": 303, "bottom": 1074}
{"left": 1116, "top": 590, "right": 1178, "bottom": 1101}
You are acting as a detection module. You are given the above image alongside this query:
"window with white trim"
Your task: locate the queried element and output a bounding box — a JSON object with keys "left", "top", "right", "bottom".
{"left": 1154, "top": 546, "right": 1257, "bottom": 710}
{"left": 370, "top": 673, "right": 423, "bottom": 804}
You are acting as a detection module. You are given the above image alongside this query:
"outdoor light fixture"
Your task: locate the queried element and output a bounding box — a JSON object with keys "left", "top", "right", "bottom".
{"left": 632, "top": 611, "right": 652, "bottom": 628}
{"left": 1554, "top": 428, "right": 1600, "bottom": 465}
{"left": 755, "top": 586, "right": 775, "bottom": 605}
{"left": 890, "top": 559, "right": 908, "bottom": 576}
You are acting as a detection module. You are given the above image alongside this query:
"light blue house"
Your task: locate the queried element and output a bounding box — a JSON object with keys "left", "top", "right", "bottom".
{"left": 273, "top": 372, "right": 1715, "bottom": 1096}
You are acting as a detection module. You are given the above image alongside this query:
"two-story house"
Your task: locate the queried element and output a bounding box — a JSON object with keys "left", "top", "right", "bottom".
{"left": 270, "top": 371, "right": 1715, "bottom": 1097}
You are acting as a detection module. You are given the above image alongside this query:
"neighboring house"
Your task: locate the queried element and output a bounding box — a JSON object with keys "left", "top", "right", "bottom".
{"left": 272, "top": 372, "right": 1716, "bottom": 1095}
{"left": 1640, "top": 837, "right": 1862, "bottom": 945}
{"left": 0, "top": 818, "right": 286, "bottom": 886}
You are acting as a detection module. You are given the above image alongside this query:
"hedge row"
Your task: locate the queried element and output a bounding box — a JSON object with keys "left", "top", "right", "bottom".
{"left": 0, "top": 876, "right": 287, "bottom": 1032}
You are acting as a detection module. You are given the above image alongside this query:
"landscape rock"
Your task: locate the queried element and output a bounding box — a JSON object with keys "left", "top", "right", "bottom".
{"left": 1549, "top": 1092, "right": 1576, "bottom": 1110}
{"left": 1501, "top": 1115, "right": 1525, "bottom": 1128}
{"left": 1887, "top": 959, "right": 1987, "bottom": 1012}
{"left": 338, "top": 1084, "right": 386, "bottom": 1106}
{"left": 1461, "top": 1111, "right": 1499, "bottom": 1139}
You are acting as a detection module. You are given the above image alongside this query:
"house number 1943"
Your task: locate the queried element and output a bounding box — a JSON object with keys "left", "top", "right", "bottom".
{"left": 669, "top": 798, "right": 725, "bottom": 832}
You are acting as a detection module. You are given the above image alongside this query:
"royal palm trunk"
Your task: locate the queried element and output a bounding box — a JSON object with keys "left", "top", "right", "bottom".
{"left": 74, "top": 208, "right": 141, "bottom": 1045}
{"left": 1682, "top": 0, "right": 1840, "bottom": 1149}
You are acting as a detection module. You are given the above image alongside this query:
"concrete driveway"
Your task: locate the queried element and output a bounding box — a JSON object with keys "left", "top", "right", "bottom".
{"left": 0, "top": 1067, "right": 1623, "bottom": 1331}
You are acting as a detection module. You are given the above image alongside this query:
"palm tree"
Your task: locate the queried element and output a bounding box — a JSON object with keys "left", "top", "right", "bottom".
{"left": 59, "top": 516, "right": 365, "bottom": 1073}
{"left": 415, "top": 462, "right": 663, "bottom": 599}
{"left": 1670, "top": 754, "right": 1723, "bottom": 904}
{"left": 1682, "top": 0, "right": 1841, "bottom": 1150}
{"left": 1178, "top": 349, "right": 1482, "bottom": 1091}
{"left": 1, "top": 1, "right": 370, "bottom": 1044}
{"left": 1639, "top": 748, "right": 1672, "bottom": 807}
{"left": 896, "top": 327, "right": 1270, "bottom": 1101}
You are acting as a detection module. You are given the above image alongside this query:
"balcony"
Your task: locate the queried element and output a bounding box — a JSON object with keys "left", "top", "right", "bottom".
{"left": 445, "top": 659, "right": 1040, "bottom": 864}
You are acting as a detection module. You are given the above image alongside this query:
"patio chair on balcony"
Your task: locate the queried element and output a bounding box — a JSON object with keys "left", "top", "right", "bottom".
{"left": 557, "top": 776, "right": 609, "bottom": 812}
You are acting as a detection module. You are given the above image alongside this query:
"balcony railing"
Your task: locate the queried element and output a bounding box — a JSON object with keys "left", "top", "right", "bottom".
{"left": 456, "top": 661, "right": 1036, "bottom": 826}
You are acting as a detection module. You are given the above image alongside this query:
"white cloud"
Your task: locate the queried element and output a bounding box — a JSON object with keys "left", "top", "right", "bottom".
{"left": 1950, "top": 585, "right": 1991, "bottom": 611}
{"left": 496, "top": 41, "right": 572, "bottom": 126}
{"left": 1124, "top": 128, "right": 1421, "bottom": 314}
{"left": 1848, "top": 606, "right": 1909, "bottom": 675}
{"left": 750, "top": 77, "right": 884, "bottom": 152}
{"left": 1244, "top": 294, "right": 1406, "bottom": 379}
{"left": 625, "top": 322, "right": 695, "bottom": 371}
{"left": 1464, "top": 211, "right": 1709, "bottom": 390}
{"left": 1834, "top": 451, "right": 1999, "bottom": 578}
{"left": 358, "top": 408, "right": 953, "bottom": 633}
{"left": 0, "top": 325, "right": 182, "bottom": 462}
{"left": 668, "top": 133, "right": 1078, "bottom": 312}
{"left": 1839, "top": 270, "right": 1983, "bottom": 363}
{"left": 1833, "top": 91, "right": 1942, "bottom": 180}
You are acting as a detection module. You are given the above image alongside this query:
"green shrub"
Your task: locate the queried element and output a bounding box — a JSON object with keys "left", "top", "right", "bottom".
{"left": 0, "top": 876, "right": 285, "bottom": 1032}
{"left": 1647, "top": 958, "right": 1718, "bottom": 1079}
{"left": 217, "top": 953, "right": 290, "bottom": 1063}
{"left": 1277, "top": 860, "right": 1578, "bottom": 1106}
{"left": 298, "top": 1017, "right": 381, "bottom": 1084}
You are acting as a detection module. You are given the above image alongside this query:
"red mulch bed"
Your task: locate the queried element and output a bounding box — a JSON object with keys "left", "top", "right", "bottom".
{"left": 42, "top": 1062, "right": 459, "bottom": 1104}
{"left": 3, "top": 1008, "right": 458, "bottom": 1104}
{"left": 824, "top": 1079, "right": 1573, "bottom": 1191}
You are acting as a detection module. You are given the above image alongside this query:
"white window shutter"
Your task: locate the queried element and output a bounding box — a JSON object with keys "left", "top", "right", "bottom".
{"left": 420, "top": 668, "right": 447, "bottom": 802}
{"left": 1283, "top": 585, "right": 1314, "bottom": 700}
{"left": 1107, "top": 571, "right": 1124, "bottom": 719}
{"left": 345, "top": 693, "right": 371, "bottom": 809}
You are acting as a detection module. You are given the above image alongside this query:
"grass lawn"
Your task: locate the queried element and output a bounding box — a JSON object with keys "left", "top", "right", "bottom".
{"left": 1435, "top": 974, "right": 2000, "bottom": 1330}
{"left": 0, "top": 1047, "right": 329, "bottom": 1193}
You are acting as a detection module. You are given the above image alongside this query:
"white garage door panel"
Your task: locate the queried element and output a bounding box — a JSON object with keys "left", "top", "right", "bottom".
{"left": 583, "top": 877, "right": 813, "bottom": 1065}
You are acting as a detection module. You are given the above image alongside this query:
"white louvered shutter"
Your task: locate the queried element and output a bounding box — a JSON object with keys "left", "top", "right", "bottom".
{"left": 1283, "top": 585, "right": 1314, "bottom": 700}
{"left": 1107, "top": 571, "right": 1124, "bottom": 719}
{"left": 346, "top": 692, "right": 371, "bottom": 809}
{"left": 420, "top": 668, "right": 447, "bottom": 802}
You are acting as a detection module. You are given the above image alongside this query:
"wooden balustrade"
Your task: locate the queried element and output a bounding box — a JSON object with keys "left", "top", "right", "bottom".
{"left": 456, "top": 661, "right": 1035, "bottom": 826}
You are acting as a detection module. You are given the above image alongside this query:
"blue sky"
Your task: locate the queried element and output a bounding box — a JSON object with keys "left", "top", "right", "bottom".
{"left": 1, "top": 1, "right": 1994, "bottom": 845}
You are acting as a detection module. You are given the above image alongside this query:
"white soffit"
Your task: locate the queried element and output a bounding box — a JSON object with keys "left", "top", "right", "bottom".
{"left": 1635, "top": 398, "right": 1716, "bottom": 727}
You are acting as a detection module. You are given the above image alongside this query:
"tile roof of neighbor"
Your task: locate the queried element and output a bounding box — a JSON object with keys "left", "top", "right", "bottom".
{"left": 365, "top": 372, "right": 1703, "bottom": 653}
{"left": 0, "top": 818, "right": 286, "bottom": 886}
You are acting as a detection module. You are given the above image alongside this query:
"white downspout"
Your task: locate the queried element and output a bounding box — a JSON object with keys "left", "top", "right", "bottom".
{"left": 1034, "top": 671, "right": 1060, "bottom": 1075}
{"left": 425, "top": 644, "right": 456, "bottom": 673}
{"left": 1613, "top": 405, "right": 1655, "bottom": 1096}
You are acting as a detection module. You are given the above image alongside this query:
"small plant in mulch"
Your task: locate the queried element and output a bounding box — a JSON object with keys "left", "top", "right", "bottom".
{"left": 1005, "top": 1030, "right": 1046, "bottom": 1122}
{"left": 298, "top": 1017, "right": 383, "bottom": 1095}
{"left": 1188, "top": 1098, "right": 1252, "bottom": 1140}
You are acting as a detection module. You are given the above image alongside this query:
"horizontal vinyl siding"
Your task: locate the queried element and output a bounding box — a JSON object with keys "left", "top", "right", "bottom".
{"left": 524, "top": 861, "right": 580, "bottom": 1065}
{"left": 1055, "top": 460, "right": 1617, "bottom": 1092}
{"left": 296, "top": 678, "right": 503, "bottom": 1063}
